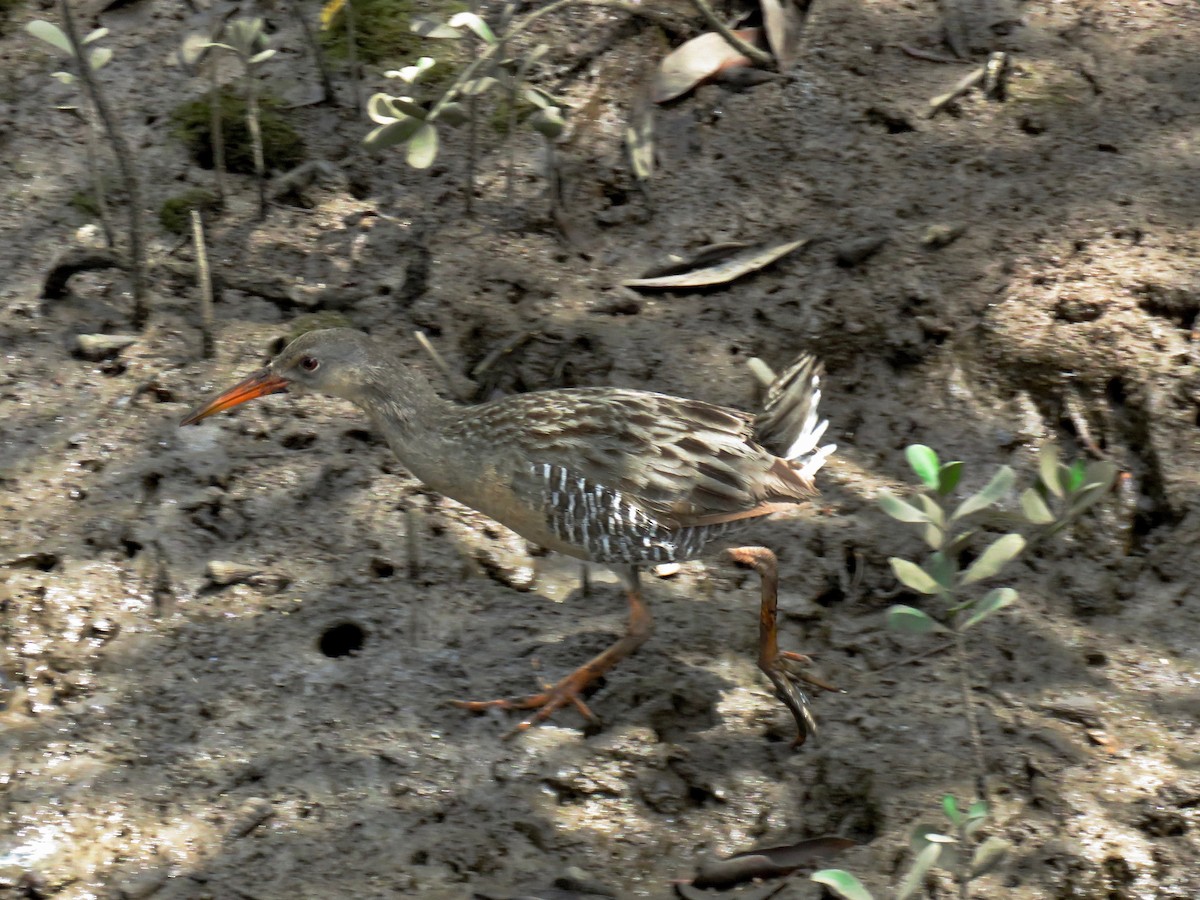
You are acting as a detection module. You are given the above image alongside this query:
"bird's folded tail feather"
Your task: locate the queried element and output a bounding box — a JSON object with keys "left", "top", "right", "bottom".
{"left": 752, "top": 354, "right": 836, "bottom": 479}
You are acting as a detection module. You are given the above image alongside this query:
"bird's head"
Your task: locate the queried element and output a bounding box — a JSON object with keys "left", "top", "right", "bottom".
{"left": 180, "top": 328, "right": 384, "bottom": 425}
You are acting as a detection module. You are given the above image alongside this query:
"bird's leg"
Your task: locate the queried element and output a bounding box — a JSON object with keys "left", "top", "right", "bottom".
{"left": 453, "top": 566, "right": 654, "bottom": 738}
{"left": 727, "top": 546, "right": 831, "bottom": 748}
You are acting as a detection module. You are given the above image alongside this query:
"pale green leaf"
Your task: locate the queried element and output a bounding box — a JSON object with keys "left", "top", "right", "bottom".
{"left": 458, "top": 75, "right": 498, "bottom": 96}
{"left": 435, "top": 101, "right": 469, "bottom": 126}
{"left": 951, "top": 466, "right": 1015, "bottom": 520}
{"left": 410, "top": 15, "right": 462, "bottom": 39}
{"left": 921, "top": 522, "right": 942, "bottom": 550}
{"left": 51, "top": 71, "right": 76, "bottom": 84}
{"left": 906, "top": 444, "right": 940, "bottom": 489}
{"left": 1039, "top": 444, "right": 1063, "bottom": 497}
{"left": 26, "top": 20, "right": 73, "bottom": 55}
{"left": 405, "top": 122, "right": 438, "bottom": 168}
{"left": 879, "top": 493, "right": 930, "bottom": 523}
{"left": 249, "top": 48, "right": 276, "bottom": 64}
{"left": 886, "top": 604, "right": 946, "bottom": 635}
{"left": 971, "top": 836, "right": 1009, "bottom": 876}
{"left": 897, "top": 842, "right": 942, "bottom": 900}
{"left": 890, "top": 558, "right": 940, "bottom": 595}
{"left": 529, "top": 107, "right": 565, "bottom": 139}
{"left": 447, "top": 11, "right": 497, "bottom": 44}
{"left": 1020, "top": 488, "right": 1055, "bottom": 524}
{"left": 388, "top": 95, "right": 427, "bottom": 119}
{"left": 961, "top": 587, "right": 1018, "bottom": 630}
{"left": 82, "top": 27, "right": 109, "bottom": 45}
{"left": 916, "top": 494, "right": 945, "bottom": 529}
{"left": 810, "top": 870, "right": 874, "bottom": 900}
{"left": 366, "top": 93, "right": 400, "bottom": 124}
{"left": 88, "top": 46, "right": 112, "bottom": 70}
{"left": 960, "top": 533, "right": 1025, "bottom": 585}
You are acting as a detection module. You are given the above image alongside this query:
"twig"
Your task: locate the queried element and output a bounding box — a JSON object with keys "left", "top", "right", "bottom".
{"left": 413, "top": 330, "right": 475, "bottom": 401}
{"left": 81, "top": 109, "right": 116, "bottom": 248}
{"left": 207, "top": 17, "right": 227, "bottom": 200}
{"left": 244, "top": 61, "right": 266, "bottom": 219}
{"left": 926, "top": 62, "right": 986, "bottom": 118}
{"left": 894, "top": 43, "right": 968, "bottom": 64}
{"left": 688, "top": 0, "right": 774, "bottom": 68}
{"left": 190, "top": 209, "right": 215, "bottom": 359}
{"left": 60, "top": 0, "right": 147, "bottom": 329}
{"left": 283, "top": 0, "right": 335, "bottom": 104}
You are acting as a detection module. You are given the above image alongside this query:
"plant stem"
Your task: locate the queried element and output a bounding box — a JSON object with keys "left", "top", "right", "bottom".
{"left": 465, "top": 0, "right": 479, "bottom": 215}
{"left": 82, "top": 112, "right": 116, "bottom": 248}
{"left": 190, "top": 209, "right": 214, "bottom": 359}
{"left": 60, "top": 0, "right": 147, "bottom": 328}
{"left": 244, "top": 60, "right": 266, "bottom": 219}
{"left": 687, "top": 0, "right": 774, "bottom": 68}
{"left": 207, "top": 15, "right": 227, "bottom": 201}
{"left": 345, "top": 0, "right": 362, "bottom": 111}
{"left": 955, "top": 628, "right": 988, "bottom": 804}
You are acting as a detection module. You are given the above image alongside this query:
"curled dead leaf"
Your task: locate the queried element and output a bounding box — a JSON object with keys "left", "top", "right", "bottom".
{"left": 653, "top": 29, "right": 762, "bottom": 104}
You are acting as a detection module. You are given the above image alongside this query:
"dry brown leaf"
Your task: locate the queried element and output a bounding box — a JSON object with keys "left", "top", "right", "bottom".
{"left": 653, "top": 28, "right": 762, "bottom": 104}
{"left": 623, "top": 237, "right": 809, "bottom": 290}
{"left": 691, "top": 836, "right": 858, "bottom": 890}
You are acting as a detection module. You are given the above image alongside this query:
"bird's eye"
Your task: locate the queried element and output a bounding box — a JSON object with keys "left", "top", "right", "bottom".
{"left": 299, "top": 356, "right": 320, "bottom": 372}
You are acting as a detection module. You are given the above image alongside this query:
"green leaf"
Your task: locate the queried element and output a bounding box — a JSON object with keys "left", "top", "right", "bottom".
{"left": 51, "top": 70, "right": 76, "bottom": 84}
{"left": 938, "top": 460, "right": 964, "bottom": 495}
{"left": 388, "top": 96, "right": 427, "bottom": 119}
{"left": 363, "top": 116, "right": 423, "bottom": 151}
{"left": 447, "top": 11, "right": 497, "bottom": 44}
{"left": 811, "top": 870, "right": 874, "bottom": 900}
{"left": 26, "top": 20, "right": 73, "bottom": 54}
{"left": 410, "top": 15, "right": 462, "bottom": 39}
{"left": 388, "top": 56, "right": 437, "bottom": 84}
{"left": 971, "top": 836, "right": 1009, "bottom": 876}
{"left": 960, "top": 587, "right": 1018, "bottom": 630}
{"left": 1020, "top": 487, "right": 1055, "bottom": 525}
{"left": 1065, "top": 459, "right": 1087, "bottom": 492}
{"left": 928, "top": 551, "right": 956, "bottom": 588}
{"left": 886, "top": 604, "right": 946, "bottom": 635}
{"left": 906, "top": 444, "right": 940, "bottom": 490}
{"left": 942, "top": 794, "right": 963, "bottom": 826}
{"left": 406, "top": 122, "right": 438, "bottom": 168}
{"left": 889, "top": 559, "right": 940, "bottom": 595}
{"left": 249, "top": 48, "right": 276, "bottom": 64}
{"left": 951, "top": 466, "right": 1015, "bottom": 520}
{"left": 89, "top": 46, "right": 113, "bottom": 70}
{"left": 967, "top": 799, "right": 989, "bottom": 820}
{"left": 82, "top": 27, "right": 109, "bottom": 45}
{"left": 879, "top": 493, "right": 930, "bottom": 524}
{"left": 1039, "top": 444, "right": 1063, "bottom": 497}
{"left": 959, "top": 533, "right": 1025, "bottom": 585}
{"left": 897, "top": 842, "right": 942, "bottom": 900}
{"left": 1084, "top": 460, "right": 1118, "bottom": 494}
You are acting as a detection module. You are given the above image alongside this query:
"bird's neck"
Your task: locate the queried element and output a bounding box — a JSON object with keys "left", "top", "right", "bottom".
{"left": 353, "top": 367, "right": 465, "bottom": 483}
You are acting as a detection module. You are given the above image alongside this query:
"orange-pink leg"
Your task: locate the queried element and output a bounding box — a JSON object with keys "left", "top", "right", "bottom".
{"left": 453, "top": 582, "right": 653, "bottom": 739}
{"left": 727, "top": 546, "right": 836, "bottom": 748}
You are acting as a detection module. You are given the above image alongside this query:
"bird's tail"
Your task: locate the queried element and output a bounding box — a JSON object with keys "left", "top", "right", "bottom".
{"left": 753, "top": 355, "right": 836, "bottom": 480}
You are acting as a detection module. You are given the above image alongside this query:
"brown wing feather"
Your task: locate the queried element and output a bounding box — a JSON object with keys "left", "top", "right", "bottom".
{"left": 453, "top": 387, "right": 815, "bottom": 529}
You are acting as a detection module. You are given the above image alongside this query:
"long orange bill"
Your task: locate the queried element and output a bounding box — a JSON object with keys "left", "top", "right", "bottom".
{"left": 180, "top": 369, "right": 290, "bottom": 426}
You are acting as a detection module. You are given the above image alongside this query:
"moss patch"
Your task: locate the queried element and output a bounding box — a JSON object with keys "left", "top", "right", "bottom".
{"left": 320, "top": 0, "right": 464, "bottom": 72}
{"left": 159, "top": 189, "right": 220, "bottom": 235}
{"left": 170, "top": 89, "right": 307, "bottom": 174}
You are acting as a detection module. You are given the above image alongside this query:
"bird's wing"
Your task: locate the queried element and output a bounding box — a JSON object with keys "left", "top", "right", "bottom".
{"left": 470, "top": 388, "right": 816, "bottom": 530}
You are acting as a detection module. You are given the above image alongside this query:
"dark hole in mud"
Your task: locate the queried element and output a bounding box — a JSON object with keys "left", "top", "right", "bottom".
{"left": 370, "top": 559, "right": 395, "bottom": 578}
{"left": 319, "top": 622, "right": 366, "bottom": 658}
{"left": 814, "top": 584, "right": 844, "bottom": 607}
{"left": 121, "top": 538, "right": 143, "bottom": 558}
{"left": 282, "top": 432, "right": 317, "bottom": 450}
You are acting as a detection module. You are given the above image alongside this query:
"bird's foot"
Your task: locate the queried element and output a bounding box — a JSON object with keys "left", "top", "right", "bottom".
{"left": 452, "top": 667, "right": 603, "bottom": 740}
{"left": 761, "top": 650, "right": 840, "bottom": 748}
